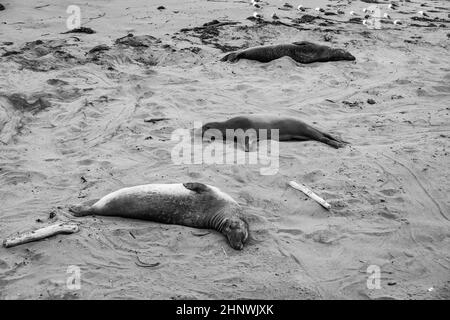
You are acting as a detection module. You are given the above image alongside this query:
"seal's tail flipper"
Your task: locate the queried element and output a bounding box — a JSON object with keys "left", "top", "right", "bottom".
{"left": 320, "top": 138, "right": 346, "bottom": 149}
{"left": 183, "top": 182, "right": 210, "bottom": 193}
{"left": 321, "top": 131, "right": 349, "bottom": 147}
{"left": 308, "top": 128, "right": 349, "bottom": 149}
{"left": 318, "top": 132, "right": 349, "bottom": 149}
{"left": 221, "top": 52, "right": 240, "bottom": 62}
{"left": 69, "top": 203, "right": 96, "bottom": 217}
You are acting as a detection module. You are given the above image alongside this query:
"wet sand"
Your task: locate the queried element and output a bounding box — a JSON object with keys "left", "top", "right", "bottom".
{"left": 0, "top": 0, "right": 449, "bottom": 299}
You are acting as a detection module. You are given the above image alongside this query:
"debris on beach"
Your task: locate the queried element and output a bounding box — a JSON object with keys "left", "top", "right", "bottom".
{"left": 88, "top": 44, "right": 110, "bottom": 54}
{"left": 62, "top": 27, "right": 96, "bottom": 34}
{"left": 3, "top": 223, "right": 80, "bottom": 248}
{"left": 144, "top": 117, "right": 170, "bottom": 124}
{"left": 288, "top": 181, "right": 331, "bottom": 210}
{"left": 135, "top": 255, "right": 161, "bottom": 268}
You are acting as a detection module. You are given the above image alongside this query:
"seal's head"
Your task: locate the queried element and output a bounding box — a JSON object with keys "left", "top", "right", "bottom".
{"left": 223, "top": 217, "right": 249, "bottom": 250}
{"left": 202, "top": 122, "right": 224, "bottom": 136}
{"left": 331, "top": 48, "right": 356, "bottom": 61}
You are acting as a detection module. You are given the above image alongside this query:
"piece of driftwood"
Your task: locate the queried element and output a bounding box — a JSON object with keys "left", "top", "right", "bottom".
{"left": 288, "top": 180, "right": 331, "bottom": 210}
{"left": 135, "top": 255, "right": 160, "bottom": 268}
{"left": 3, "top": 223, "right": 80, "bottom": 248}
{"left": 62, "top": 27, "right": 96, "bottom": 34}
{"left": 144, "top": 117, "right": 170, "bottom": 124}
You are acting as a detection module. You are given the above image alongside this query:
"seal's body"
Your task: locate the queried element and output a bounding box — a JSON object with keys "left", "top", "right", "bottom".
{"left": 221, "top": 41, "right": 355, "bottom": 64}
{"left": 202, "top": 115, "right": 348, "bottom": 150}
{"left": 70, "top": 182, "right": 249, "bottom": 250}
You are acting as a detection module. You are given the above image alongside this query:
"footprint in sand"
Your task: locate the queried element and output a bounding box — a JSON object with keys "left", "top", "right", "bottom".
{"left": 379, "top": 188, "right": 399, "bottom": 196}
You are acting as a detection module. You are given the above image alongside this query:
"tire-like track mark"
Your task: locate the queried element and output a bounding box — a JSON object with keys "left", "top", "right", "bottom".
{"left": 382, "top": 153, "right": 449, "bottom": 222}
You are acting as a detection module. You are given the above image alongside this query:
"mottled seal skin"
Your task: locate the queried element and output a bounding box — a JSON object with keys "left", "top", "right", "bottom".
{"left": 221, "top": 41, "right": 355, "bottom": 64}
{"left": 69, "top": 182, "right": 249, "bottom": 250}
{"left": 202, "top": 115, "right": 348, "bottom": 150}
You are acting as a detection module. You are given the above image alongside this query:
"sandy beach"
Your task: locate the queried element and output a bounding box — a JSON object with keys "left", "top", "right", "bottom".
{"left": 0, "top": 0, "right": 449, "bottom": 299}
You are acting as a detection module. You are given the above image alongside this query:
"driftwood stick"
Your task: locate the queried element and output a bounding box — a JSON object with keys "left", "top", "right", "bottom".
{"left": 135, "top": 255, "right": 160, "bottom": 268}
{"left": 3, "top": 223, "right": 80, "bottom": 248}
{"left": 288, "top": 180, "right": 331, "bottom": 210}
{"left": 144, "top": 117, "right": 170, "bottom": 124}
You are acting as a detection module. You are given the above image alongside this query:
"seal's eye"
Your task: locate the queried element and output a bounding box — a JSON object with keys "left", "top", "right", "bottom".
{"left": 229, "top": 221, "right": 239, "bottom": 229}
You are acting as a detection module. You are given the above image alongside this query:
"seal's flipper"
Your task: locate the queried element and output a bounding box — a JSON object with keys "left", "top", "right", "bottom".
{"left": 221, "top": 52, "right": 240, "bottom": 62}
{"left": 319, "top": 137, "right": 346, "bottom": 149}
{"left": 69, "top": 199, "right": 98, "bottom": 217}
{"left": 302, "top": 125, "right": 348, "bottom": 149}
{"left": 311, "top": 132, "right": 346, "bottom": 149}
{"left": 322, "top": 131, "right": 349, "bottom": 145}
{"left": 183, "top": 182, "right": 209, "bottom": 193}
{"left": 69, "top": 204, "right": 94, "bottom": 217}
{"left": 241, "top": 138, "right": 258, "bottom": 152}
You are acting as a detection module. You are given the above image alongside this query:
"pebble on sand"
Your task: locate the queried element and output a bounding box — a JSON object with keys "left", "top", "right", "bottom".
{"left": 62, "top": 27, "right": 96, "bottom": 34}
{"left": 253, "top": 12, "right": 262, "bottom": 19}
{"left": 388, "top": 4, "right": 397, "bottom": 10}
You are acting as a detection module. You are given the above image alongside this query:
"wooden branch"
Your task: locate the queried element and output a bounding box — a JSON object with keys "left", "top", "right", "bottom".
{"left": 288, "top": 180, "right": 331, "bottom": 210}
{"left": 3, "top": 223, "right": 80, "bottom": 248}
{"left": 144, "top": 117, "right": 170, "bottom": 124}
{"left": 135, "top": 255, "right": 160, "bottom": 268}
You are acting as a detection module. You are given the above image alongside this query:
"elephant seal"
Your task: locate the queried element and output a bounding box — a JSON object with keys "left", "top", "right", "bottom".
{"left": 69, "top": 182, "right": 249, "bottom": 250}
{"left": 221, "top": 41, "right": 355, "bottom": 64}
{"left": 202, "top": 115, "right": 348, "bottom": 150}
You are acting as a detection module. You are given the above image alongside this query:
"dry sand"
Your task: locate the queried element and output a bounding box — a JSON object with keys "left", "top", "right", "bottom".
{"left": 0, "top": 0, "right": 449, "bottom": 299}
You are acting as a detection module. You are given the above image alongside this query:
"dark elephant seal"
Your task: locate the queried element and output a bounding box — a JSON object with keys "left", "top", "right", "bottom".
{"left": 221, "top": 41, "right": 355, "bottom": 63}
{"left": 202, "top": 115, "right": 348, "bottom": 150}
{"left": 70, "top": 182, "right": 249, "bottom": 250}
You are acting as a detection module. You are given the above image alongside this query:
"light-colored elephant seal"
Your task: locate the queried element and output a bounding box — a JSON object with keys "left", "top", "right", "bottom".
{"left": 202, "top": 115, "right": 348, "bottom": 150}
{"left": 221, "top": 41, "right": 355, "bottom": 63}
{"left": 69, "top": 182, "right": 249, "bottom": 250}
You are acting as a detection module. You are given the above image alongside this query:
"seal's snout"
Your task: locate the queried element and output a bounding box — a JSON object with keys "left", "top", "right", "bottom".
{"left": 333, "top": 49, "right": 355, "bottom": 61}
{"left": 201, "top": 123, "right": 212, "bottom": 135}
{"left": 201, "top": 122, "right": 224, "bottom": 138}
{"left": 224, "top": 218, "right": 249, "bottom": 250}
{"left": 342, "top": 49, "right": 356, "bottom": 61}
